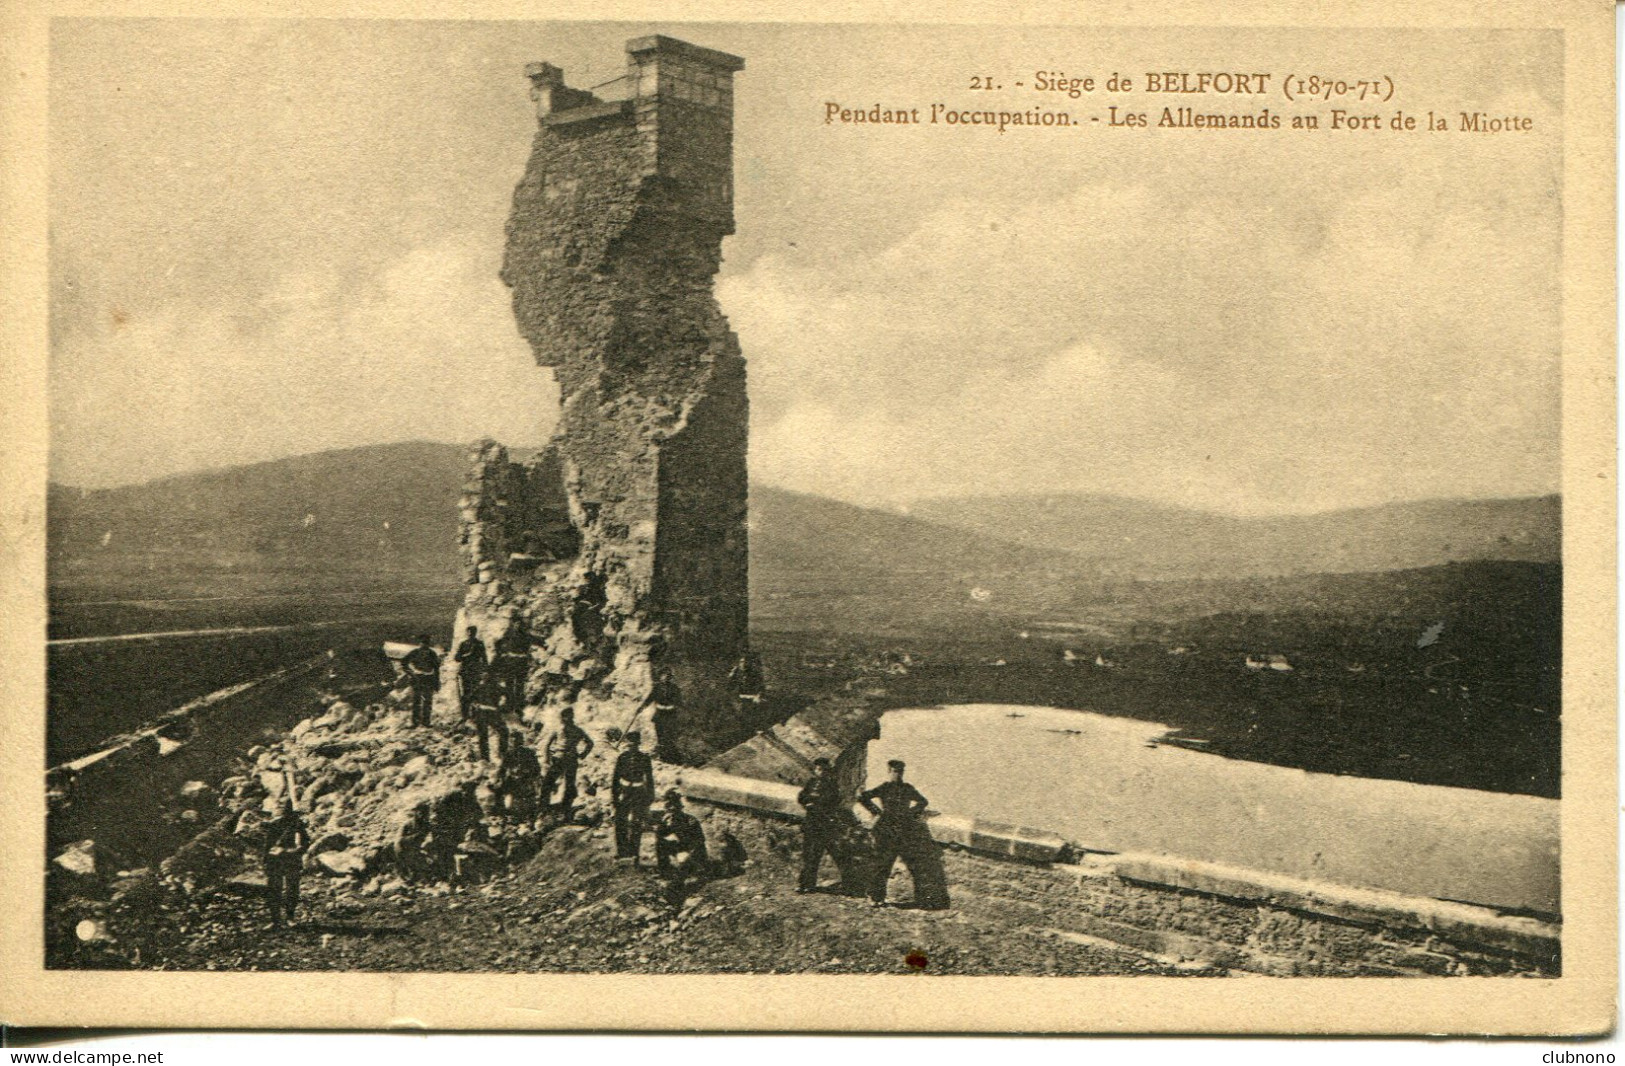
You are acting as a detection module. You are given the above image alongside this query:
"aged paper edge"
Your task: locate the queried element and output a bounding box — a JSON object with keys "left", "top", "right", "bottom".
{"left": 0, "top": 0, "right": 1614, "bottom": 1036}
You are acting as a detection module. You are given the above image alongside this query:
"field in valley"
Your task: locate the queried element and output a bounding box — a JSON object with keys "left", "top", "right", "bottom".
{"left": 47, "top": 555, "right": 1558, "bottom": 805}
{"left": 752, "top": 559, "right": 1561, "bottom": 799}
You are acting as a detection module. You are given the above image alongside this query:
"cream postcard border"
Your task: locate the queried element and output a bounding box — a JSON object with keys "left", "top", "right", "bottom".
{"left": 0, "top": 0, "right": 1613, "bottom": 1035}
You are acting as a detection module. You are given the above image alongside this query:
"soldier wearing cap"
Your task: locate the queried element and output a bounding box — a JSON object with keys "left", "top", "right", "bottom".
{"left": 453, "top": 625, "right": 488, "bottom": 722}
{"left": 401, "top": 634, "right": 441, "bottom": 729}
{"left": 494, "top": 727, "right": 542, "bottom": 820}
{"left": 492, "top": 623, "right": 534, "bottom": 716}
{"left": 859, "top": 759, "right": 930, "bottom": 907}
{"left": 644, "top": 669, "right": 682, "bottom": 762}
{"left": 795, "top": 757, "right": 844, "bottom": 893}
{"left": 470, "top": 671, "right": 510, "bottom": 763}
{"left": 612, "top": 730, "right": 656, "bottom": 863}
{"left": 653, "top": 789, "right": 709, "bottom": 902}
{"left": 262, "top": 796, "right": 310, "bottom": 927}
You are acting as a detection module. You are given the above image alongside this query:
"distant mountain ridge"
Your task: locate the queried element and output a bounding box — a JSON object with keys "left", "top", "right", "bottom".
{"left": 48, "top": 442, "right": 1079, "bottom": 583}
{"left": 50, "top": 441, "right": 1558, "bottom": 582}
{"left": 909, "top": 491, "right": 1559, "bottom": 579}
{"left": 49, "top": 441, "right": 473, "bottom": 573}
{"left": 748, "top": 484, "right": 1085, "bottom": 577}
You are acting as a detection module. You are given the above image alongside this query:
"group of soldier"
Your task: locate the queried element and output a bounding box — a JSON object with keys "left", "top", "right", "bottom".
{"left": 796, "top": 756, "right": 949, "bottom": 909}
{"left": 405, "top": 627, "right": 610, "bottom": 825}
{"left": 257, "top": 628, "right": 944, "bottom": 926}
{"left": 400, "top": 625, "right": 530, "bottom": 744}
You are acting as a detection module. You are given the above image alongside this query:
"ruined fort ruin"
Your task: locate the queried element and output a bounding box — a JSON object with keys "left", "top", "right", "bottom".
{"left": 456, "top": 36, "right": 752, "bottom": 764}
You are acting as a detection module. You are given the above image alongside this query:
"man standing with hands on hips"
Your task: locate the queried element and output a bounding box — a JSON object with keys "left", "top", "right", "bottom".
{"left": 540, "top": 706, "right": 595, "bottom": 820}
{"left": 860, "top": 759, "right": 945, "bottom": 908}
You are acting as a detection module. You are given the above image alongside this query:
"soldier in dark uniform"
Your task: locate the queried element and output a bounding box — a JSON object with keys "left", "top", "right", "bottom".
{"left": 470, "top": 672, "right": 509, "bottom": 763}
{"left": 402, "top": 635, "right": 441, "bottom": 729}
{"left": 262, "top": 797, "right": 310, "bottom": 927}
{"left": 611, "top": 730, "right": 655, "bottom": 864}
{"left": 492, "top": 624, "right": 533, "bottom": 716}
{"left": 453, "top": 625, "right": 488, "bottom": 722}
{"left": 540, "top": 706, "right": 595, "bottom": 818}
{"left": 653, "top": 789, "right": 709, "bottom": 903}
{"left": 645, "top": 670, "right": 681, "bottom": 762}
{"left": 494, "top": 728, "right": 542, "bottom": 821}
{"left": 796, "top": 757, "right": 844, "bottom": 893}
{"left": 728, "top": 651, "right": 765, "bottom": 713}
{"left": 859, "top": 759, "right": 932, "bottom": 908}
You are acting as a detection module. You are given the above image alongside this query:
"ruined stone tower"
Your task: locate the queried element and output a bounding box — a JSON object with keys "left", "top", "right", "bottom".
{"left": 456, "top": 36, "right": 751, "bottom": 764}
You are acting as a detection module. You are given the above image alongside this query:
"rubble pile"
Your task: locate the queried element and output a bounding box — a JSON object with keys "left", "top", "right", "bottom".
{"left": 196, "top": 696, "right": 531, "bottom": 890}
{"left": 45, "top": 681, "right": 807, "bottom": 972}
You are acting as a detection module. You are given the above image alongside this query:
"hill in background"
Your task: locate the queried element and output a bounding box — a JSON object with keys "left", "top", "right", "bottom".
{"left": 49, "top": 442, "right": 1091, "bottom": 587}
{"left": 49, "top": 441, "right": 472, "bottom": 574}
{"left": 50, "top": 441, "right": 1559, "bottom": 588}
{"left": 909, "top": 492, "right": 1559, "bottom": 580}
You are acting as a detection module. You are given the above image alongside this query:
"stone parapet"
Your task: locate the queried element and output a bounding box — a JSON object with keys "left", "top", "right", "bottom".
{"left": 679, "top": 766, "right": 1560, "bottom": 976}
{"left": 1083, "top": 852, "right": 1560, "bottom": 966}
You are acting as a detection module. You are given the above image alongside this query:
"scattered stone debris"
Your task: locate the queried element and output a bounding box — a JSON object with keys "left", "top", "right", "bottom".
{"left": 54, "top": 840, "right": 102, "bottom": 879}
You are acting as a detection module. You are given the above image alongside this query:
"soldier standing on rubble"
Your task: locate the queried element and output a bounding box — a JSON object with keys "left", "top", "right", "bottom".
{"left": 494, "top": 727, "right": 542, "bottom": 821}
{"left": 540, "top": 706, "right": 595, "bottom": 819}
{"left": 796, "top": 757, "right": 844, "bottom": 893}
{"left": 402, "top": 634, "right": 441, "bottom": 729}
{"left": 492, "top": 624, "right": 533, "bottom": 716}
{"left": 611, "top": 730, "right": 655, "bottom": 864}
{"left": 644, "top": 668, "right": 682, "bottom": 762}
{"left": 453, "top": 625, "right": 488, "bottom": 722}
{"left": 860, "top": 759, "right": 931, "bottom": 907}
{"left": 470, "top": 672, "right": 509, "bottom": 763}
{"left": 262, "top": 796, "right": 310, "bottom": 927}
{"left": 653, "top": 789, "right": 709, "bottom": 903}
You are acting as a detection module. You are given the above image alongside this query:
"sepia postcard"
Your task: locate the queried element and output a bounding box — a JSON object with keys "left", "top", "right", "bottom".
{"left": 0, "top": 0, "right": 1615, "bottom": 1036}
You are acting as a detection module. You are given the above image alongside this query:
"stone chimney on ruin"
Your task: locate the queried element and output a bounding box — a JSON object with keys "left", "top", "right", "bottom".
{"left": 457, "top": 36, "right": 751, "bottom": 765}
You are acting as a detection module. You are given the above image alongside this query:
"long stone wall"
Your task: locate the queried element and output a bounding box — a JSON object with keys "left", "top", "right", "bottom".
{"left": 460, "top": 36, "right": 751, "bottom": 764}
{"left": 46, "top": 656, "right": 331, "bottom": 868}
{"left": 677, "top": 767, "right": 1561, "bottom": 977}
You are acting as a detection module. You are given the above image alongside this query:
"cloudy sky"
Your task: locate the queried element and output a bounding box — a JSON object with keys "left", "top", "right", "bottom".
{"left": 50, "top": 20, "right": 1562, "bottom": 514}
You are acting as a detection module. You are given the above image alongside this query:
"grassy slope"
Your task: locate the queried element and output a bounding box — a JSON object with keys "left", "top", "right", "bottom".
{"left": 910, "top": 492, "right": 1559, "bottom": 579}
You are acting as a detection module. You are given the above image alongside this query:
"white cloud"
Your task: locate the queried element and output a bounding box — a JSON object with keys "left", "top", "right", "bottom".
{"left": 50, "top": 234, "right": 555, "bottom": 486}
{"left": 48, "top": 22, "right": 1562, "bottom": 513}
{"left": 725, "top": 173, "right": 1559, "bottom": 513}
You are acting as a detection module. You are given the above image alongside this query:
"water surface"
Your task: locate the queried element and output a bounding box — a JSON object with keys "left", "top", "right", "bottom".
{"left": 867, "top": 704, "right": 1558, "bottom": 913}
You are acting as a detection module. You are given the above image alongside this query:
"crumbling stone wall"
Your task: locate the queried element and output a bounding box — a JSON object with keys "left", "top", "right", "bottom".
{"left": 459, "top": 37, "right": 751, "bottom": 764}
{"left": 459, "top": 441, "right": 576, "bottom": 587}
